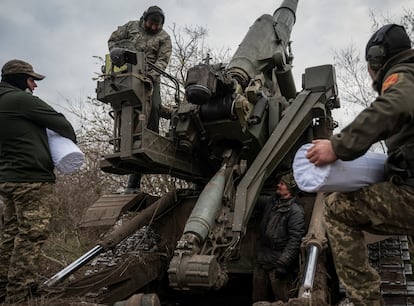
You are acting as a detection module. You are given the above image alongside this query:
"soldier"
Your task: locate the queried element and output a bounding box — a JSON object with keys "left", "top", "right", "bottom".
{"left": 108, "top": 5, "right": 172, "bottom": 193}
{"left": 0, "top": 59, "right": 77, "bottom": 303}
{"left": 306, "top": 24, "right": 414, "bottom": 306}
{"left": 252, "top": 173, "right": 305, "bottom": 304}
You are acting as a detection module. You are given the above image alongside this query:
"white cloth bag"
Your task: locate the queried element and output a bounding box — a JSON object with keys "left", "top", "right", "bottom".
{"left": 293, "top": 143, "right": 387, "bottom": 193}
{"left": 46, "top": 129, "right": 84, "bottom": 174}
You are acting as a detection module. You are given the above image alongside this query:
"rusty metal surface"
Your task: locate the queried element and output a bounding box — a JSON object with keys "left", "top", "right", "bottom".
{"left": 53, "top": 194, "right": 197, "bottom": 304}
{"left": 368, "top": 236, "right": 414, "bottom": 306}
{"left": 115, "top": 293, "right": 161, "bottom": 306}
{"left": 61, "top": 253, "right": 164, "bottom": 304}
{"left": 78, "top": 193, "right": 147, "bottom": 228}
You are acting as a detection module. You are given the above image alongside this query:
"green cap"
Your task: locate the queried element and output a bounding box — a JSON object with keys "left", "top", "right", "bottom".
{"left": 2, "top": 59, "right": 45, "bottom": 80}
{"left": 280, "top": 172, "right": 297, "bottom": 194}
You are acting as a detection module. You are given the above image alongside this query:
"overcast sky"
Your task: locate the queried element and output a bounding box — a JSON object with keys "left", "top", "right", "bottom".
{"left": 0, "top": 0, "right": 412, "bottom": 126}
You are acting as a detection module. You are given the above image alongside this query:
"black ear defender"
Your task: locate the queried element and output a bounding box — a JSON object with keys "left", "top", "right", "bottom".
{"left": 367, "top": 45, "right": 387, "bottom": 70}
{"left": 366, "top": 24, "right": 411, "bottom": 71}
{"left": 366, "top": 24, "right": 395, "bottom": 70}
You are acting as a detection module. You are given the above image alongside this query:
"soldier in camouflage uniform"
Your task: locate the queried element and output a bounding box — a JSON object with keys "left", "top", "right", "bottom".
{"left": 0, "top": 59, "right": 77, "bottom": 303}
{"left": 108, "top": 5, "right": 172, "bottom": 193}
{"left": 306, "top": 24, "right": 414, "bottom": 306}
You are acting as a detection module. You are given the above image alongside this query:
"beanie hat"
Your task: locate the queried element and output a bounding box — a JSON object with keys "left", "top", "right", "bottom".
{"left": 280, "top": 173, "right": 297, "bottom": 195}
{"left": 143, "top": 6, "right": 165, "bottom": 24}
{"left": 365, "top": 24, "right": 411, "bottom": 63}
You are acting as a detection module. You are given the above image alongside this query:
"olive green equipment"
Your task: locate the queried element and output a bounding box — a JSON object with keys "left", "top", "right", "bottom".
{"left": 43, "top": 0, "right": 413, "bottom": 305}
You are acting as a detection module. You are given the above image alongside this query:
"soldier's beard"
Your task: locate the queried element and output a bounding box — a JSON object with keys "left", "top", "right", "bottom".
{"left": 145, "top": 27, "right": 161, "bottom": 35}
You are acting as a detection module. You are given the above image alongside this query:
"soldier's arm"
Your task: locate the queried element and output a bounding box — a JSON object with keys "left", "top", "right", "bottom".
{"left": 154, "top": 34, "right": 172, "bottom": 72}
{"left": 23, "top": 94, "right": 77, "bottom": 143}
{"left": 108, "top": 22, "right": 129, "bottom": 51}
{"left": 332, "top": 70, "right": 414, "bottom": 160}
{"left": 277, "top": 205, "right": 305, "bottom": 267}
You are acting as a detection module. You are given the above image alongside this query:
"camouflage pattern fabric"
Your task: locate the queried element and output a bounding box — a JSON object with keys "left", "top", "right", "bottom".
{"left": 147, "top": 80, "right": 161, "bottom": 133}
{"left": 108, "top": 19, "right": 172, "bottom": 75}
{"left": 108, "top": 19, "right": 172, "bottom": 135}
{"left": 280, "top": 172, "right": 298, "bottom": 195}
{"left": 324, "top": 181, "right": 414, "bottom": 306}
{"left": 331, "top": 50, "right": 414, "bottom": 161}
{"left": 0, "top": 182, "right": 55, "bottom": 303}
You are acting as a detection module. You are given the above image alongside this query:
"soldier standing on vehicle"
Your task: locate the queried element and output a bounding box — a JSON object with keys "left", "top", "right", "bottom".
{"left": 252, "top": 173, "right": 305, "bottom": 303}
{"left": 108, "top": 5, "right": 172, "bottom": 193}
{"left": 306, "top": 24, "right": 414, "bottom": 306}
{"left": 0, "top": 59, "right": 77, "bottom": 303}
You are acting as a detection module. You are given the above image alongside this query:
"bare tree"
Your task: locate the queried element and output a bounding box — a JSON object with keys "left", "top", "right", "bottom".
{"left": 335, "top": 8, "right": 414, "bottom": 111}
{"left": 49, "top": 24, "right": 230, "bottom": 242}
{"left": 167, "top": 23, "right": 232, "bottom": 85}
{"left": 160, "top": 24, "right": 231, "bottom": 133}
{"left": 334, "top": 45, "right": 376, "bottom": 109}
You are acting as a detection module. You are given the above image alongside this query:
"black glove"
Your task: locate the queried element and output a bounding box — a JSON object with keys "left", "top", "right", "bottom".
{"left": 274, "top": 264, "right": 288, "bottom": 277}
{"left": 110, "top": 48, "right": 126, "bottom": 67}
{"left": 160, "top": 105, "right": 173, "bottom": 119}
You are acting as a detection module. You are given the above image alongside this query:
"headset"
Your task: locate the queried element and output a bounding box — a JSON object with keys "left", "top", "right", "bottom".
{"left": 143, "top": 6, "right": 165, "bottom": 24}
{"left": 366, "top": 24, "right": 397, "bottom": 70}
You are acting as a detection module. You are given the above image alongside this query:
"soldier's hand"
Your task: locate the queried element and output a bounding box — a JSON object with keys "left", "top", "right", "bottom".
{"left": 160, "top": 105, "right": 172, "bottom": 119}
{"left": 147, "top": 71, "right": 160, "bottom": 82}
{"left": 306, "top": 139, "right": 338, "bottom": 167}
{"left": 274, "top": 265, "right": 288, "bottom": 277}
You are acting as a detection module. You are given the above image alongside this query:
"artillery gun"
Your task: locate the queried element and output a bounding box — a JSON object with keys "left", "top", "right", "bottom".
{"left": 44, "top": 0, "right": 414, "bottom": 305}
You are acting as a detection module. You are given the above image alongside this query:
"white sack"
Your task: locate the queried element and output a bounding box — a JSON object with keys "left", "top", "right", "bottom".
{"left": 293, "top": 143, "right": 387, "bottom": 193}
{"left": 46, "top": 129, "right": 84, "bottom": 174}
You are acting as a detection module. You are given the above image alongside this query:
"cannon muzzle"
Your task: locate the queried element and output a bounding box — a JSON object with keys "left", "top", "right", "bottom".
{"left": 227, "top": 0, "right": 298, "bottom": 85}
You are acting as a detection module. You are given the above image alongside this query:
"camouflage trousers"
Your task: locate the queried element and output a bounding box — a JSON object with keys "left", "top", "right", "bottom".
{"left": 147, "top": 80, "right": 161, "bottom": 133}
{"left": 0, "top": 182, "right": 55, "bottom": 303}
{"left": 324, "top": 181, "right": 414, "bottom": 306}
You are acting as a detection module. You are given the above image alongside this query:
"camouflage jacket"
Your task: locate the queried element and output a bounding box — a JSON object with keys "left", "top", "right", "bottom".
{"left": 332, "top": 49, "right": 414, "bottom": 160}
{"left": 108, "top": 19, "right": 172, "bottom": 75}
{"left": 0, "top": 82, "right": 77, "bottom": 183}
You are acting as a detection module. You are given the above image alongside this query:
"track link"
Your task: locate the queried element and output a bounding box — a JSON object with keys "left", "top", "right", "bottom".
{"left": 368, "top": 235, "right": 414, "bottom": 306}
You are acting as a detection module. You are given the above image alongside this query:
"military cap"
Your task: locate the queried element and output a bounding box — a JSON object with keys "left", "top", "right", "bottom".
{"left": 1, "top": 59, "right": 45, "bottom": 80}
{"left": 280, "top": 172, "right": 298, "bottom": 194}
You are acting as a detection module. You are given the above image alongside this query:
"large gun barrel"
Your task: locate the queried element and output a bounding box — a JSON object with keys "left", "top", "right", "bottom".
{"left": 227, "top": 0, "right": 298, "bottom": 87}
{"left": 43, "top": 245, "right": 103, "bottom": 287}
{"left": 272, "top": 0, "right": 297, "bottom": 46}
{"left": 44, "top": 192, "right": 177, "bottom": 287}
